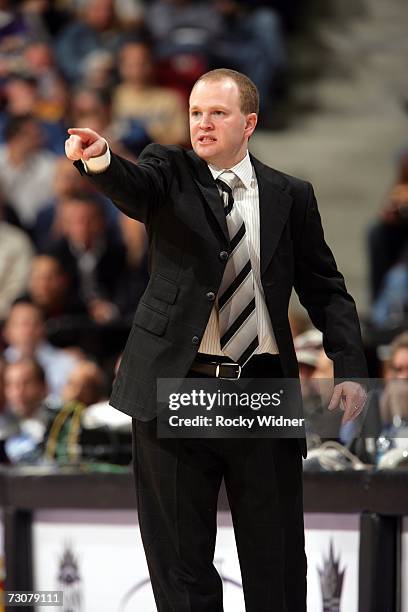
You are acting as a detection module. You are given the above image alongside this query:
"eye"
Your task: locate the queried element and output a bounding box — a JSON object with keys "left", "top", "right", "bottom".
{"left": 213, "top": 110, "right": 225, "bottom": 116}
{"left": 190, "top": 110, "right": 201, "bottom": 118}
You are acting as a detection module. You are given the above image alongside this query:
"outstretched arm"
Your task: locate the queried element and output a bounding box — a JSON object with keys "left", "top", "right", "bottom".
{"left": 65, "top": 128, "right": 173, "bottom": 224}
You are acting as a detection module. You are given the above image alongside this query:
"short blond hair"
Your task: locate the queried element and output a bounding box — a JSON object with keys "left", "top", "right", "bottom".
{"left": 193, "top": 69, "right": 259, "bottom": 116}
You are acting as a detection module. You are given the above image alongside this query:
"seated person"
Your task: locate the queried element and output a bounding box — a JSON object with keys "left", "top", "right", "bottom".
{"left": 112, "top": 40, "right": 188, "bottom": 146}
{"left": 32, "top": 156, "right": 90, "bottom": 250}
{"left": 2, "top": 358, "right": 54, "bottom": 464}
{"left": 0, "top": 187, "right": 34, "bottom": 321}
{"left": 61, "top": 360, "right": 107, "bottom": 407}
{"left": 3, "top": 301, "right": 78, "bottom": 400}
{"left": 16, "top": 254, "right": 87, "bottom": 321}
{"left": 380, "top": 331, "right": 408, "bottom": 429}
{"left": 0, "top": 114, "right": 56, "bottom": 232}
{"left": 47, "top": 359, "right": 131, "bottom": 465}
{"left": 46, "top": 192, "right": 128, "bottom": 324}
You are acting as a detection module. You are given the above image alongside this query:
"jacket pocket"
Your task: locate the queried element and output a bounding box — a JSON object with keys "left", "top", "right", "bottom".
{"left": 134, "top": 302, "right": 169, "bottom": 336}
{"left": 151, "top": 273, "right": 178, "bottom": 304}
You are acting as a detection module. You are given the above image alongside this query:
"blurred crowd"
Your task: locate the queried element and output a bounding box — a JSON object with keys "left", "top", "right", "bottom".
{"left": 0, "top": 0, "right": 406, "bottom": 469}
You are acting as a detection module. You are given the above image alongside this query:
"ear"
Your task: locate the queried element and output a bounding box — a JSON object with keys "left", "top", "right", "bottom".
{"left": 244, "top": 113, "right": 257, "bottom": 138}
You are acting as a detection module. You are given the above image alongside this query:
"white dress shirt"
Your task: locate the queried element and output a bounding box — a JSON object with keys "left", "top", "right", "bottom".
{"left": 84, "top": 148, "right": 278, "bottom": 358}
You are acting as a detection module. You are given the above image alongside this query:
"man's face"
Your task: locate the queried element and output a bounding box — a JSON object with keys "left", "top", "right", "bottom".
{"left": 60, "top": 201, "right": 104, "bottom": 249}
{"left": 119, "top": 43, "right": 152, "bottom": 86}
{"left": 4, "top": 362, "right": 46, "bottom": 419}
{"left": 189, "top": 78, "right": 257, "bottom": 169}
{"left": 29, "top": 256, "right": 68, "bottom": 306}
{"left": 84, "top": 0, "right": 114, "bottom": 31}
{"left": 4, "top": 304, "right": 44, "bottom": 355}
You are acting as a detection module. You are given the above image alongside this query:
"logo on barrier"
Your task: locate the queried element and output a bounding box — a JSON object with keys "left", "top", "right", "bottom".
{"left": 318, "top": 540, "right": 345, "bottom": 612}
{"left": 57, "top": 544, "right": 82, "bottom": 612}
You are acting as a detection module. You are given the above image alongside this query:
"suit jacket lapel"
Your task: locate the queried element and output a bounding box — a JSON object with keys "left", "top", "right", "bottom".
{"left": 185, "top": 150, "right": 294, "bottom": 270}
{"left": 186, "top": 150, "right": 230, "bottom": 243}
{"left": 251, "top": 156, "right": 293, "bottom": 277}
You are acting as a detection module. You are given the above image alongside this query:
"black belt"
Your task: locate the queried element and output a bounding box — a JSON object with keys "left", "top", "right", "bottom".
{"left": 190, "top": 360, "right": 242, "bottom": 379}
{"left": 190, "top": 353, "right": 281, "bottom": 379}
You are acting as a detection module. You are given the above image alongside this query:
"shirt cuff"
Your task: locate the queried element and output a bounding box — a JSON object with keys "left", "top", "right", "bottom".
{"left": 82, "top": 140, "right": 111, "bottom": 174}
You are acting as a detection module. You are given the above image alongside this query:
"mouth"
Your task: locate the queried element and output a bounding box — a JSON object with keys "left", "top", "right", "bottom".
{"left": 198, "top": 136, "right": 217, "bottom": 144}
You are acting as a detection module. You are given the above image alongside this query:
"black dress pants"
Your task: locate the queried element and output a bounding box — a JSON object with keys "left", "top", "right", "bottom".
{"left": 132, "top": 355, "right": 307, "bottom": 612}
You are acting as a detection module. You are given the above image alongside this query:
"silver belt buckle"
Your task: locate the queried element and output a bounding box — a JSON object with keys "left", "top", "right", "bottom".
{"left": 215, "top": 362, "right": 242, "bottom": 379}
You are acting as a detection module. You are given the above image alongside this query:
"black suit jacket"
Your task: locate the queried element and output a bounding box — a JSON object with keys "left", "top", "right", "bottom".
{"left": 76, "top": 144, "right": 368, "bottom": 427}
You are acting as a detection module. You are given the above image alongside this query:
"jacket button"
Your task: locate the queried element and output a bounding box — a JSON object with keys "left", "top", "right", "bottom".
{"left": 219, "top": 251, "right": 228, "bottom": 261}
{"left": 206, "top": 291, "right": 215, "bottom": 301}
{"left": 192, "top": 336, "right": 200, "bottom": 345}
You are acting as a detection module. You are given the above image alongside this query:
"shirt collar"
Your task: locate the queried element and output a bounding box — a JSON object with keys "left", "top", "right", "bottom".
{"left": 208, "top": 151, "right": 253, "bottom": 190}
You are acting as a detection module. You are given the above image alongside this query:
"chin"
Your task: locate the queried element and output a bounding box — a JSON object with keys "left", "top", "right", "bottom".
{"left": 194, "top": 144, "right": 218, "bottom": 162}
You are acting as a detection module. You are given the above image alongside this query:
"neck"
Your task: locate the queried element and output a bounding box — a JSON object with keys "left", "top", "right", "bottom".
{"left": 209, "top": 150, "right": 248, "bottom": 171}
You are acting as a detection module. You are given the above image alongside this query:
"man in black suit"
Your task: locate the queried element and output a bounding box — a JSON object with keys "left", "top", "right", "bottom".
{"left": 65, "top": 69, "right": 367, "bottom": 612}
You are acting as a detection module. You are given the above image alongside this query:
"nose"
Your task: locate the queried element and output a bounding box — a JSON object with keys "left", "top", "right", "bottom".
{"left": 199, "top": 112, "right": 213, "bottom": 130}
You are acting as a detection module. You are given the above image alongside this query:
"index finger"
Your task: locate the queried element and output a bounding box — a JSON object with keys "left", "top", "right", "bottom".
{"left": 68, "top": 127, "right": 93, "bottom": 135}
{"left": 67, "top": 127, "right": 99, "bottom": 141}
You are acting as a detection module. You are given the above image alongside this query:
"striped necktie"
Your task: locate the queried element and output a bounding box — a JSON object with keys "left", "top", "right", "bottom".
{"left": 216, "top": 172, "right": 259, "bottom": 366}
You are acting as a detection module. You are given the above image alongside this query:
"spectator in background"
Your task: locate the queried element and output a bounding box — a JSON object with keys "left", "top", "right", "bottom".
{"left": 0, "top": 72, "right": 38, "bottom": 121}
{"left": 16, "top": 0, "right": 71, "bottom": 40}
{"left": 380, "top": 332, "right": 408, "bottom": 427}
{"left": 2, "top": 358, "right": 53, "bottom": 464}
{"left": 32, "top": 155, "right": 89, "bottom": 250}
{"left": 0, "top": 114, "right": 56, "bottom": 230}
{"left": 145, "top": 0, "right": 220, "bottom": 59}
{"left": 61, "top": 360, "right": 107, "bottom": 407}
{"left": 79, "top": 48, "right": 116, "bottom": 90}
{"left": 294, "top": 328, "right": 322, "bottom": 381}
{"left": 47, "top": 357, "right": 131, "bottom": 465}
{"left": 0, "top": 72, "right": 67, "bottom": 154}
{"left": 144, "top": 0, "right": 286, "bottom": 120}
{"left": 55, "top": 0, "right": 127, "bottom": 83}
{"left": 17, "top": 254, "right": 87, "bottom": 321}
{"left": 112, "top": 40, "right": 188, "bottom": 145}
{"left": 210, "top": 0, "right": 286, "bottom": 120}
{"left": 0, "top": 186, "right": 34, "bottom": 321}
{"left": 47, "top": 192, "right": 128, "bottom": 323}
{"left": 70, "top": 86, "right": 151, "bottom": 159}
{"left": 81, "top": 352, "right": 132, "bottom": 432}
{"left": 23, "top": 40, "right": 69, "bottom": 122}
{"left": 0, "top": 1, "right": 34, "bottom": 74}
{"left": 369, "top": 176, "right": 408, "bottom": 329}
{"left": 367, "top": 149, "right": 408, "bottom": 313}
{"left": 3, "top": 301, "right": 78, "bottom": 399}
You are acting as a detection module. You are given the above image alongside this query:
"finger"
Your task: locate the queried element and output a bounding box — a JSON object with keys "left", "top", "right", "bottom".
{"left": 342, "top": 404, "right": 363, "bottom": 424}
{"left": 82, "top": 139, "right": 106, "bottom": 160}
{"left": 327, "top": 384, "right": 342, "bottom": 411}
{"left": 65, "top": 135, "right": 84, "bottom": 160}
{"left": 67, "top": 127, "right": 99, "bottom": 140}
{"left": 342, "top": 392, "right": 363, "bottom": 424}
